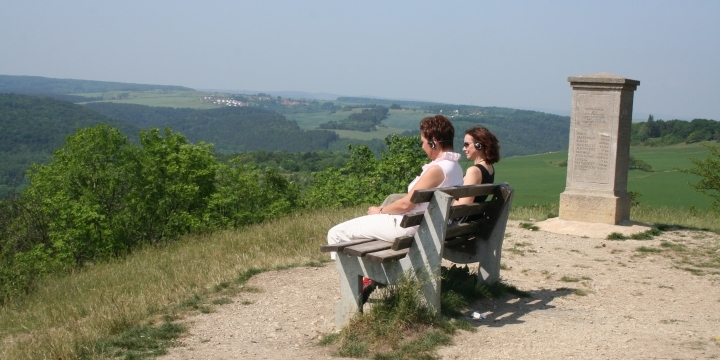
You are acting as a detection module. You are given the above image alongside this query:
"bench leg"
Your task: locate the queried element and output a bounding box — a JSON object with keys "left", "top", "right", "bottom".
{"left": 334, "top": 258, "right": 364, "bottom": 329}
{"left": 476, "top": 200, "right": 511, "bottom": 285}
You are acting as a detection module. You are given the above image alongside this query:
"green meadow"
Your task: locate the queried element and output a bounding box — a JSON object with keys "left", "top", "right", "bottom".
{"left": 494, "top": 143, "right": 713, "bottom": 209}
{"left": 77, "top": 90, "right": 220, "bottom": 109}
{"left": 290, "top": 108, "right": 425, "bottom": 139}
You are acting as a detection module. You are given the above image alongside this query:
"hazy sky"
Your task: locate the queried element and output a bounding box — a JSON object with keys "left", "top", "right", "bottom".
{"left": 1, "top": 1, "right": 718, "bottom": 120}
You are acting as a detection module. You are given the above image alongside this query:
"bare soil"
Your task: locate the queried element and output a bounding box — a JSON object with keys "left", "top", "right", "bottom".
{"left": 159, "top": 220, "right": 720, "bottom": 359}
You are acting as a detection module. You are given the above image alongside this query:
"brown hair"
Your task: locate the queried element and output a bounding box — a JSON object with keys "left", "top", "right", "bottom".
{"left": 419, "top": 115, "right": 455, "bottom": 150}
{"left": 466, "top": 126, "right": 500, "bottom": 164}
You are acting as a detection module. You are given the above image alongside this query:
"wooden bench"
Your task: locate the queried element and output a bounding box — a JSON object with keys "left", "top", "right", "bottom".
{"left": 320, "top": 183, "right": 514, "bottom": 328}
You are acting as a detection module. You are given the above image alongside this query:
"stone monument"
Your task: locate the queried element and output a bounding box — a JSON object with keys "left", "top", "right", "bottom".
{"left": 559, "top": 73, "right": 640, "bottom": 225}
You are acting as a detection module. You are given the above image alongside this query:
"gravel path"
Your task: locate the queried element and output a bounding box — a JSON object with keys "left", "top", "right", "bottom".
{"left": 159, "top": 221, "right": 720, "bottom": 359}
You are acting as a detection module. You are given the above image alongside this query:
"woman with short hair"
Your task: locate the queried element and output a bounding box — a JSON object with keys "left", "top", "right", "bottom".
{"left": 326, "top": 115, "right": 464, "bottom": 258}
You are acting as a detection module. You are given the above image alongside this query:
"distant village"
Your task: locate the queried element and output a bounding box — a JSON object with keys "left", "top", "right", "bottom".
{"left": 202, "top": 94, "right": 306, "bottom": 107}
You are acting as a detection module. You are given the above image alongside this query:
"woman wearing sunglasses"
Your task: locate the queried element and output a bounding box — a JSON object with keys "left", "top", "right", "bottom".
{"left": 456, "top": 126, "right": 501, "bottom": 206}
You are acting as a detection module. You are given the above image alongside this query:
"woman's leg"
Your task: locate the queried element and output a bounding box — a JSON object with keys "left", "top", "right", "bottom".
{"left": 327, "top": 214, "right": 410, "bottom": 259}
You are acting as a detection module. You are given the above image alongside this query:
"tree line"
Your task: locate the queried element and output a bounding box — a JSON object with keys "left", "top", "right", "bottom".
{"left": 0, "top": 127, "right": 423, "bottom": 303}
{"left": 84, "top": 102, "right": 340, "bottom": 153}
{"left": 631, "top": 115, "right": 720, "bottom": 146}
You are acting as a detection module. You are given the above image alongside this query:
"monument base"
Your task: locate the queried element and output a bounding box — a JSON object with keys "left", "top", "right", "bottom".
{"left": 559, "top": 190, "right": 630, "bottom": 225}
{"left": 536, "top": 217, "right": 651, "bottom": 239}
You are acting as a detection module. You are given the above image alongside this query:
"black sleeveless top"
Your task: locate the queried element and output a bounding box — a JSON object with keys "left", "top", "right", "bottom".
{"left": 451, "top": 163, "right": 495, "bottom": 225}
{"left": 473, "top": 163, "right": 495, "bottom": 203}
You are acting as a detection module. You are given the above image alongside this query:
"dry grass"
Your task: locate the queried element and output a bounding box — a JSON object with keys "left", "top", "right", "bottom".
{"left": 631, "top": 205, "right": 720, "bottom": 233}
{"left": 0, "top": 207, "right": 362, "bottom": 360}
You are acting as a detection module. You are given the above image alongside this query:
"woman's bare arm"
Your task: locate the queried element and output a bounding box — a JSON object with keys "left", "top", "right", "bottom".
{"left": 454, "top": 165, "right": 483, "bottom": 205}
{"left": 367, "top": 165, "right": 445, "bottom": 215}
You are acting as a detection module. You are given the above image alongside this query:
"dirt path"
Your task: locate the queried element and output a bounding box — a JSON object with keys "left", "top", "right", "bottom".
{"left": 159, "top": 221, "right": 720, "bottom": 359}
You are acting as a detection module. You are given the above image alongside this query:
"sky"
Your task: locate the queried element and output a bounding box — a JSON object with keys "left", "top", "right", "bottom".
{"left": 1, "top": 1, "right": 719, "bottom": 120}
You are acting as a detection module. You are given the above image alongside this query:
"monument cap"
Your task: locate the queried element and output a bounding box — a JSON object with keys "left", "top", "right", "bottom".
{"left": 568, "top": 72, "right": 640, "bottom": 87}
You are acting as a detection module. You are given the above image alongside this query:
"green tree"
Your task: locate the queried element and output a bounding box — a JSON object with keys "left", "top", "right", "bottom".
{"left": 205, "top": 162, "right": 299, "bottom": 228}
{"left": 682, "top": 143, "right": 720, "bottom": 211}
{"left": 128, "top": 128, "right": 217, "bottom": 243}
{"left": 26, "top": 125, "right": 136, "bottom": 266}
{"left": 303, "top": 134, "right": 425, "bottom": 208}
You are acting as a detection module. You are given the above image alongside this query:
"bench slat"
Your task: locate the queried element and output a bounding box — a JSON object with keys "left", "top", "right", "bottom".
{"left": 446, "top": 221, "right": 481, "bottom": 238}
{"left": 365, "top": 248, "right": 410, "bottom": 263}
{"left": 344, "top": 240, "right": 392, "bottom": 257}
{"left": 409, "top": 184, "right": 500, "bottom": 203}
{"left": 400, "top": 203, "right": 489, "bottom": 227}
{"left": 320, "top": 238, "right": 374, "bottom": 253}
{"left": 391, "top": 235, "right": 415, "bottom": 251}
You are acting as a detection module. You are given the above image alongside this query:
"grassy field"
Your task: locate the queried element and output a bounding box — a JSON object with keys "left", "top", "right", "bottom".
{"left": 290, "top": 109, "right": 427, "bottom": 139}
{"left": 495, "top": 143, "right": 713, "bottom": 209}
{"left": 77, "top": 90, "right": 221, "bottom": 109}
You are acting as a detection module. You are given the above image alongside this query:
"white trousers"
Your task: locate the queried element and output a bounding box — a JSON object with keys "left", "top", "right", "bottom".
{"left": 327, "top": 214, "right": 415, "bottom": 260}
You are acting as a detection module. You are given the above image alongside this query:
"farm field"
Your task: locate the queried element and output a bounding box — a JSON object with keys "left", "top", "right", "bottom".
{"left": 290, "top": 108, "right": 427, "bottom": 140}
{"left": 77, "top": 90, "right": 220, "bottom": 109}
{"left": 495, "top": 143, "right": 713, "bottom": 209}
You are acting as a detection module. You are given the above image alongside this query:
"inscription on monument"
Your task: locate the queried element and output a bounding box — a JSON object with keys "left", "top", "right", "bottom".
{"left": 571, "top": 94, "right": 615, "bottom": 184}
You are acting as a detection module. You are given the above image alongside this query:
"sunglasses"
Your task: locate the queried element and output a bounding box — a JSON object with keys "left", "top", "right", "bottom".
{"left": 462, "top": 142, "right": 473, "bottom": 148}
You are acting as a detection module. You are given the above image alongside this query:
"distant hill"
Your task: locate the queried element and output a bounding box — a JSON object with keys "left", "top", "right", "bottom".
{"left": 439, "top": 106, "right": 571, "bottom": 157}
{"left": 337, "top": 96, "right": 442, "bottom": 108}
{"left": 0, "top": 74, "right": 193, "bottom": 99}
{"left": 0, "top": 93, "right": 141, "bottom": 197}
{"left": 83, "top": 102, "right": 339, "bottom": 153}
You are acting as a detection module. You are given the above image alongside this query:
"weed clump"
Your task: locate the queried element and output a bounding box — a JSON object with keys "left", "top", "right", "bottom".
{"left": 324, "top": 265, "right": 527, "bottom": 358}
{"left": 607, "top": 227, "right": 663, "bottom": 240}
{"left": 520, "top": 222, "right": 540, "bottom": 231}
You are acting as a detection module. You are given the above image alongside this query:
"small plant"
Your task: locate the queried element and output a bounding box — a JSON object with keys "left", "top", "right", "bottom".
{"left": 608, "top": 227, "right": 663, "bottom": 240}
{"left": 211, "top": 297, "right": 233, "bottom": 305}
{"left": 607, "top": 232, "right": 627, "bottom": 240}
{"left": 318, "top": 333, "right": 341, "bottom": 346}
{"left": 560, "top": 276, "right": 580, "bottom": 282}
{"left": 574, "top": 289, "right": 590, "bottom": 296}
{"left": 506, "top": 247, "right": 525, "bottom": 256}
{"left": 520, "top": 222, "right": 539, "bottom": 231}
{"left": 90, "top": 321, "right": 186, "bottom": 359}
{"left": 636, "top": 246, "right": 662, "bottom": 253}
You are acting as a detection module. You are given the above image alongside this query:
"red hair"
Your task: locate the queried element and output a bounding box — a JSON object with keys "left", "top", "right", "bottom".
{"left": 466, "top": 126, "right": 500, "bottom": 164}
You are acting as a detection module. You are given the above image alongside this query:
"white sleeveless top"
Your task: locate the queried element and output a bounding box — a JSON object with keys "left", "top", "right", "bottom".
{"left": 394, "top": 152, "right": 464, "bottom": 222}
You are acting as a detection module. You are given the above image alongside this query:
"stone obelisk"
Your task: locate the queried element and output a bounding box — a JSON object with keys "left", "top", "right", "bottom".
{"left": 559, "top": 73, "right": 640, "bottom": 225}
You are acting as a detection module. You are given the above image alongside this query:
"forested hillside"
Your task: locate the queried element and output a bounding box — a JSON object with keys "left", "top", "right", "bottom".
{"left": 318, "top": 106, "right": 389, "bottom": 131}
{"left": 419, "top": 106, "right": 571, "bottom": 157}
{"left": 0, "top": 74, "right": 193, "bottom": 94}
{"left": 0, "top": 94, "right": 140, "bottom": 197}
{"left": 84, "top": 102, "right": 340, "bottom": 153}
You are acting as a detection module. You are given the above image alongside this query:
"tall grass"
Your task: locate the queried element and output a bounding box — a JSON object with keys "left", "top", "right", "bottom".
{"left": 0, "top": 207, "right": 362, "bottom": 359}
{"left": 631, "top": 205, "right": 720, "bottom": 233}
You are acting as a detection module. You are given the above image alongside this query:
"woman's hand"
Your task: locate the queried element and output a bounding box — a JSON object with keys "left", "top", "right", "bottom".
{"left": 367, "top": 206, "right": 383, "bottom": 215}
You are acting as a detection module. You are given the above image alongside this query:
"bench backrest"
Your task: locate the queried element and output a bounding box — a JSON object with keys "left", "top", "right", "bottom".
{"left": 406, "top": 183, "right": 510, "bottom": 232}
{"left": 390, "top": 183, "right": 513, "bottom": 252}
